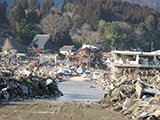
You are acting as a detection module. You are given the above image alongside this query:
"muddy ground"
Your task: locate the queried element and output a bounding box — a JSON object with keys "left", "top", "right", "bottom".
{"left": 0, "top": 100, "right": 129, "bottom": 120}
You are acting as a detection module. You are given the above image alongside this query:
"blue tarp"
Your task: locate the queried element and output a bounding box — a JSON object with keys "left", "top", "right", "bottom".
{"left": 60, "top": 59, "right": 67, "bottom": 63}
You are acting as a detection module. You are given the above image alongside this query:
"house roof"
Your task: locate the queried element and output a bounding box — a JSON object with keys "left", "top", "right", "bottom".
{"left": 82, "top": 43, "right": 102, "bottom": 51}
{"left": 25, "top": 34, "right": 53, "bottom": 49}
{"left": 59, "top": 45, "right": 75, "bottom": 51}
{"left": 153, "top": 50, "right": 160, "bottom": 53}
{"left": 92, "top": 44, "right": 102, "bottom": 50}
{"left": 44, "top": 44, "right": 59, "bottom": 50}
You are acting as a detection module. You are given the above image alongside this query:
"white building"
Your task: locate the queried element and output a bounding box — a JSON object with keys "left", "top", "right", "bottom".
{"left": 111, "top": 50, "right": 160, "bottom": 73}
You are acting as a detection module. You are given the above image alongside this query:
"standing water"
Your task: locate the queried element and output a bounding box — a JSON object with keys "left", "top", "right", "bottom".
{"left": 56, "top": 81, "right": 105, "bottom": 102}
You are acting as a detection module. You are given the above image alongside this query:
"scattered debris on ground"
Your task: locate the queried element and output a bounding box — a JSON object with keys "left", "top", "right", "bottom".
{"left": 0, "top": 49, "right": 63, "bottom": 102}
{"left": 56, "top": 43, "right": 160, "bottom": 119}
{"left": 1, "top": 39, "right": 160, "bottom": 119}
{"left": 96, "top": 69, "right": 160, "bottom": 119}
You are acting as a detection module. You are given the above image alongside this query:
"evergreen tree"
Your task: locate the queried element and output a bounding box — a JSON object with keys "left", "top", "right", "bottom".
{"left": 2, "top": 1, "right": 7, "bottom": 8}
{"left": 64, "top": 3, "right": 76, "bottom": 12}
{"left": 35, "top": 1, "right": 40, "bottom": 10}
{"left": 15, "top": 22, "right": 38, "bottom": 45}
{"left": 29, "top": 0, "right": 40, "bottom": 10}
{"left": 73, "top": 36, "right": 84, "bottom": 49}
{"left": 12, "top": 0, "right": 17, "bottom": 7}
{"left": 55, "top": 30, "right": 73, "bottom": 47}
{"left": 138, "top": 22, "right": 147, "bottom": 31}
{"left": 72, "top": 17, "right": 86, "bottom": 29}
{"left": 64, "top": 15, "right": 72, "bottom": 29}
{"left": 12, "top": 3, "right": 26, "bottom": 23}
{"left": 20, "top": 0, "right": 29, "bottom": 9}
{"left": 157, "top": 18, "right": 160, "bottom": 31}
{"left": 40, "top": 0, "right": 55, "bottom": 18}
{"left": 58, "top": 4, "right": 64, "bottom": 13}
{"left": 0, "top": 2, "right": 7, "bottom": 26}
{"left": 98, "top": 19, "right": 106, "bottom": 34}
{"left": 13, "top": 0, "right": 17, "bottom": 7}
{"left": 26, "top": 10, "right": 40, "bottom": 25}
{"left": 145, "top": 15, "right": 157, "bottom": 30}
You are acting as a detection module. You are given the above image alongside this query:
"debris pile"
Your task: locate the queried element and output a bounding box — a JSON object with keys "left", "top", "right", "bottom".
{"left": 94, "top": 69, "right": 160, "bottom": 119}
{"left": 58, "top": 43, "right": 160, "bottom": 119}
{"left": 67, "top": 44, "right": 106, "bottom": 70}
{"left": 0, "top": 49, "right": 63, "bottom": 102}
{"left": 0, "top": 75, "right": 63, "bottom": 101}
{"left": 1, "top": 40, "right": 160, "bottom": 119}
{"left": 37, "top": 42, "right": 160, "bottom": 119}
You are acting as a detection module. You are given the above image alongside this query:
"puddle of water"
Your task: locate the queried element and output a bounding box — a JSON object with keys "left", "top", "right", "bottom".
{"left": 56, "top": 81, "right": 105, "bottom": 102}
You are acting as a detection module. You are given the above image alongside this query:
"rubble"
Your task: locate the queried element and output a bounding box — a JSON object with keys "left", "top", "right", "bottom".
{"left": 94, "top": 69, "right": 160, "bottom": 119}
{"left": 73, "top": 48, "right": 160, "bottom": 119}
{"left": 59, "top": 43, "right": 160, "bottom": 119}
{"left": 0, "top": 49, "right": 63, "bottom": 102}
{"left": 68, "top": 48, "right": 160, "bottom": 119}
{"left": 0, "top": 72, "right": 63, "bottom": 101}
{"left": 1, "top": 41, "right": 160, "bottom": 119}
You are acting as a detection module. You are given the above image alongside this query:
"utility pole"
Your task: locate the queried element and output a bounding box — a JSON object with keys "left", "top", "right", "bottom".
{"left": 151, "top": 42, "right": 153, "bottom": 52}
{"left": 115, "top": 43, "right": 117, "bottom": 50}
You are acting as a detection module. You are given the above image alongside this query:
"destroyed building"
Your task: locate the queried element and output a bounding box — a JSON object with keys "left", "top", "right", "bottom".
{"left": 66, "top": 43, "right": 105, "bottom": 69}
{"left": 111, "top": 50, "right": 160, "bottom": 74}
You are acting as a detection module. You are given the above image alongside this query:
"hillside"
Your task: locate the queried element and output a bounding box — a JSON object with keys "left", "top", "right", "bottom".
{"left": 63, "top": 0, "right": 160, "bottom": 27}
{"left": 121, "top": 0, "right": 160, "bottom": 11}
{"left": 61, "top": 0, "right": 160, "bottom": 51}
{"left": 1, "top": 0, "right": 160, "bottom": 52}
{"left": 1, "top": 0, "right": 64, "bottom": 8}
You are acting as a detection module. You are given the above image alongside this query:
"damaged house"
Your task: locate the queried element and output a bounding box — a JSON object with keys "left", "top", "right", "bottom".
{"left": 69, "top": 43, "right": 103, "bottom": 69}
{"left": 111, "top": 50, "right": 160, "bottom": 74}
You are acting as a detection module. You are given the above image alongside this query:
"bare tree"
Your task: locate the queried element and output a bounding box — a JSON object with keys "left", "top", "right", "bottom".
{"left": 82, "top": 31, "right": 102, "bottom": 44}
{"left": 81, "top": 23, "right": 93, "bottom": 31}
{"left": 38, "top": 14, "right": 72, "bottom": 47}
{"left": 70, "top": 23, "right": 102, "bottom": 44}
{"left": 38, "top": 14, "right": 69, "bottom": 37}
{"left": 63, "top": 11, "right": 73, "bottom": 18}
{"left": 80, "top": 23, "right": 102, "bottom": 43}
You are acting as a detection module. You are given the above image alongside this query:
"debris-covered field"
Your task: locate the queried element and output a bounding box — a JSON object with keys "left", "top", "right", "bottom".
{"left": 1, "top": 40, "right": 160, "bottom": 120}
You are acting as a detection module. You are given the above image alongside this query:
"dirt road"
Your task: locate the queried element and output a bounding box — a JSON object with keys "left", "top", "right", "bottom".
{"left": 0, "top": 100, "right": 128, "bottom": 120}
{"left": 63, "top": 75, "right": 91, "bottom": 82}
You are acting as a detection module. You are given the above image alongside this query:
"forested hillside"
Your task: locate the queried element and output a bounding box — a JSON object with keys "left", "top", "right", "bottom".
{"left": 1, "top": 0, "right": 63, "bottom": 8}
{"left": 62, "top": 0, "right": 160, "bottom": 29}
{"left": 1, "top": 0, "right": 160, "bottom": 52}
{"left": 121, "top": 0, "right": 160, "bottom": 12}
{"left": 61, "top": 0, "right": 160, "bottom": 51}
